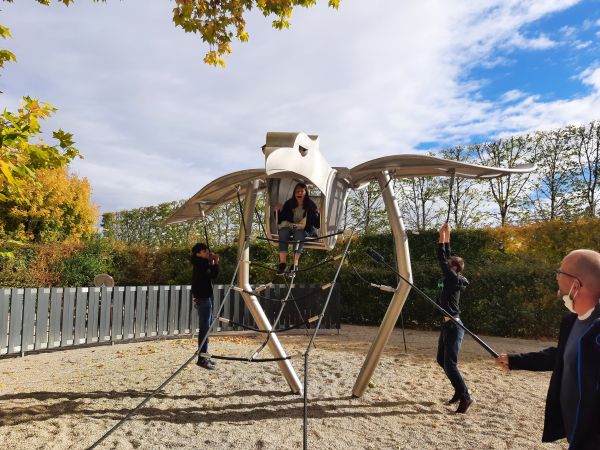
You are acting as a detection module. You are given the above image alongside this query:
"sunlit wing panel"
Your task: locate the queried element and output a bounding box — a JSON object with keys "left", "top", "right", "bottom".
{"left": 349, "top": 154, "right": 535, "bottom": 186}
{"left": 164, "top": 169, "right": 266, "bottom": 225}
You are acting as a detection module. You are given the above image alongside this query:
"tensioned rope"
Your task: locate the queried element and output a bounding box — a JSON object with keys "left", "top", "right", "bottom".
{"left": 200, "top": 188, "right": 299, "bottom": 363}
{"left": 90, "top": 174, "right": 393, "bottom": 450}
{"left": 301, "top": 173, "right": 396, "bottom": 450}
{"left": 208, "top": 186, "right": 339, "bottom": 362}
{"left": 256, "top": 229, "right": 345, "bottom": 245}
{"left": 231, "top": 282, "right": 334, "bottom": 304}
{"left": 301, "top": 224, "right": 354, "bottom": 450}
{"left": 88, "top": 247, "right": 248, "bottom": 449}
{"left": 251, "top": 193, "right": 324, "bottom": 341}
{"left": 445, "top": 168, "right": 456, "bottom": 225}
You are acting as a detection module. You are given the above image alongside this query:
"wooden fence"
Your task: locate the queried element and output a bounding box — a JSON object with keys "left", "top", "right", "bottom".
{"left": 0, "top": 284, "right": 340, "bottom": 356}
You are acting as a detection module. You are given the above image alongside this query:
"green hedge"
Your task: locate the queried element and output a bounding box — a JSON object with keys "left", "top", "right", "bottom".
{"left": 2, "top": 220, "right": 598, "bottom": 339}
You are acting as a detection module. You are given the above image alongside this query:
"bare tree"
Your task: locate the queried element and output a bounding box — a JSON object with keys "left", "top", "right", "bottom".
{"left": 571, "top": 122, "right": 600, "bottom": 218}
{"left": 395, "top": 176, "right": 443, "bottom": 231}
{"left": 345, "top": 182, "right": 388, "bottom": 234}
{"left": 528, "top": 128, "right": 578, "bottom": 221}
{"left": 474, "top": 135, "right": 537, "bottom": 226}
{"left": 440, "top": 145, "right": 490, "bottom": 228}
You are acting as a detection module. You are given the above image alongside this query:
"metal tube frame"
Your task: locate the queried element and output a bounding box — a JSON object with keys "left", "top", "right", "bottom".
{"left": 352, "top": 171, "right": 413, "bottom": 397}
{"left": 237, "top": 180, "right": 303, "bottom": 394}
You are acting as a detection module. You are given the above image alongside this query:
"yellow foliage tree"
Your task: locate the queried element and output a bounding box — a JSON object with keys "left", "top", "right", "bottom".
{"left": 2, "top": 0, "right": 341, "bottom": 67}
{"left": 0, "top": 167, "right": 98, "bottom": 243}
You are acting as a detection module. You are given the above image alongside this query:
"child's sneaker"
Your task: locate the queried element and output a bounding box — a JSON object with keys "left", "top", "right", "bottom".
{"left": 277, "top": 263, "right": 287, "bottom": 274}
{"left": 196, "top": 358, "right": 216, "bottom": 370}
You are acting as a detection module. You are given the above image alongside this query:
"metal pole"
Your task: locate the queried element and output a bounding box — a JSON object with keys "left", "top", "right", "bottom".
{"left": 303, "top": 351, "right": 309, "bottom": 450}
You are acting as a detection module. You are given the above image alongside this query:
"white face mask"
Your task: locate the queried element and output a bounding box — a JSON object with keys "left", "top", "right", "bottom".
{"left": 557, "top": 283, "right": 578, "bottom": 313}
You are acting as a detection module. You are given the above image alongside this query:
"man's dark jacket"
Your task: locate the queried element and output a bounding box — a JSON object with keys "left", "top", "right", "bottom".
{"left": 191, "top": 255, "right": 218, "bottom": 299}
{"left": 278, "top": 198, "right": 320, "bottom": 232}
{"left": 508, "top": 312, "right": 600, "bottom": 449}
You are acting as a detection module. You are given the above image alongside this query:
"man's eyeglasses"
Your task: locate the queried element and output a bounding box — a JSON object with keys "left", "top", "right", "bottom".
{"left": 555, "top": 269, "right": 583, "bottom": 287}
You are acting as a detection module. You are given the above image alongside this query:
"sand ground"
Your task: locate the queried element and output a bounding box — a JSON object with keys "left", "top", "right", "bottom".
{"left": 0, "top": 325, "right": 566, "bottom": 449}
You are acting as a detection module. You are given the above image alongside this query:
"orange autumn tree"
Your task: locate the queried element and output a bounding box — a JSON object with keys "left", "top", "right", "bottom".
{"left": 0, "top": 166, "right": 98, "bottom": 243}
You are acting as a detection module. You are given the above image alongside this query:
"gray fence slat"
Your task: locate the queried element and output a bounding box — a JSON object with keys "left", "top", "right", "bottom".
{"left": 34, "top": 288, "right": 50, "bottom": 350}
{"left": 111, "top": 287, "right": 125, "bottom": 340}
{"left": 270, "top": 285, "right": 281, "bottom": 329}
{"left": 48, "top": 288, "right": 63, "bottom": 349}
{"left": 158, "top": 286, "right": 169, "bottom": 335}
{"left": 74, "top": 288, "right": 89, "bottom": 345}
{"left": 98, "top": 287, "right": 112, "bottom": 342}
{"left": 146, "top": 286, "right": 158, "bottom": 337}
{"left": 243, "top": 287, "right": 251, "bottom": 327}
{"left": 8, "top": 289, "right": 24, "bottom": 354}
{"left": 180, "top": 286, "right": 191, "bottom": 334}
{"left": 233, "top": 288, "right": 241, "bottom": 330}
{"left": 211, "top": 286, "right": 220, "bottom": 332}
{"left": 191, "top": 290, "right": 200, "bottom": 333}
{"left": 21, "top": 288, "right": 37, "bottom": 352}
{"left": 0, "top": 288, "right": 10, "bottom": 355}
{"left": 223, "top": 286, "right": 231, "bottom": 330}
{"left": 1, "top": 283, "right": 339, "bottom": 356}
{"left": 168, "top": 286, "right": 181, "bottom": 335}
{"left": 123, "top": 287, "right": 136, "bottom": 339}
{"left": 61, "top": 288, "right": 76, "bottom": 346}
{"left": 86, "top": 288, "right": 100, "bottom": 343}
{"left": 135, "top": 287, "right": 147, "bottom": 338}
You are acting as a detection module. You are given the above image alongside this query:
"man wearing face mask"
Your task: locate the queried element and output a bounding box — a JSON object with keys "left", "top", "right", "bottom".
{"left": 496, "top": 249, "right": 600, "bottom": 450}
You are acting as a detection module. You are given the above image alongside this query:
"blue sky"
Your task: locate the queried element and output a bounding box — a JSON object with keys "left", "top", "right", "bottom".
{"left": 2, "top": 0, "right": 600, "bottom": 214}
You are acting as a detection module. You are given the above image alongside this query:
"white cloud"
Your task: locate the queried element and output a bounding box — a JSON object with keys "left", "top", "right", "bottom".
{"left": 579, "top": 65, "right": 600, "bottom": 89}
{"left": 508, "top": 32, "right": 558, "bottom": 50}
{"left": 560, "top": 25, "right": 577, "bottom": 36}
{"left": 1, "top": 0, "right": 596, "bottom": 215}
{"left": 500, "top": 90, "right": 528, "bottom": 103}
{"left": 574, "top": 40, "right": 592, "bottom": 49}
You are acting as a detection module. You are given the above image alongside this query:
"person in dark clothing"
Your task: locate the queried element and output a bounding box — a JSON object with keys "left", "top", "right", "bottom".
{"left": 273, "top": 182, "right": 320, "bottom": 274}
{"left": 496, "top": 249, "right": 600, "bottom": 450}
{"left": 191, "top": 242, "right": 219, "bottom": 370}
{"left": 436, "top": 222, "right": 472, "bottom": 414}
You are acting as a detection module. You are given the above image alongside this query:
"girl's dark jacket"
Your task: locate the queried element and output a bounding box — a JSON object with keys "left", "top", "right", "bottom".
{"left": 508, "top": 311, "right": 600, "bottom": 449}
{"left": 277, "top": 198, "right": 321, "bottom": 233}
{"left": 191, "top": 255, "right": 219, "bottom": 299}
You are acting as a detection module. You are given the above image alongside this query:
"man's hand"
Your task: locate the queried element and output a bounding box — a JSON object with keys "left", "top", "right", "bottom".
{"left": 438, "top": 223, "right": 450, "bottom": 243}
{"left": 495, "top": 353, "right": 510, "bottom": 372}
{"left": 272, "top": 202, "right": 282, "bottom": 211}
{"left": 209, "top": 253, "right": 220, "bottom": 265}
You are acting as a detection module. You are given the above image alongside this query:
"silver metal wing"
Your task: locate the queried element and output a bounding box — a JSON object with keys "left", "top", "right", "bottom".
{"left": 164, "top": 169, "right": 266, "bottom": 225}
{"left": 349, "top": 154, "right": 535, "bottom": 186}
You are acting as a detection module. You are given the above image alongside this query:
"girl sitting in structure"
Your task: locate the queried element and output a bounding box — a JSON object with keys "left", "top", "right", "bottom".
{"left": 274, "top": 182, "right": 320, "bottom": 274}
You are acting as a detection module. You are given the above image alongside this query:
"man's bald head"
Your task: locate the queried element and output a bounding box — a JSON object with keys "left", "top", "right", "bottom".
{"left": 563, "top": 249, "right": 600, "bottom": 296}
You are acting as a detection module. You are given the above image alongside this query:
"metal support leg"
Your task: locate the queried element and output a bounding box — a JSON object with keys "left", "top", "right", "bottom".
{"left": 352, "top": 171, "right": 413, "bottom": 397}
{"left": 237, "top": 181, "right": 303, "bottom": 394}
